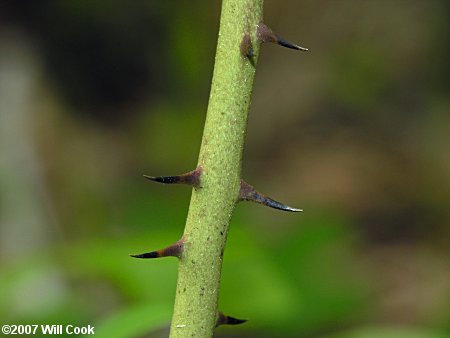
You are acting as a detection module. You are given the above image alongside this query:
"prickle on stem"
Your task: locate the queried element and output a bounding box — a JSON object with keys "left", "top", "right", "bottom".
{"left": 143, "top": 166, "right": 202, "bottom": 189}
{"left": 257, "top": 22, "right": 308, "bottom": 51}
{"left": 130, "top": 237, "right": 185, "bottom": 259}
{"left": 239, "top": 180, "right": 302, "bottom": 212}
{"left": 216, "top": 312, "right": 248, "bottom": 327}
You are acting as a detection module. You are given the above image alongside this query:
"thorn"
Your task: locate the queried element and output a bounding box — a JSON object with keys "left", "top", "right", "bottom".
{"left": 129, "top": 252, "right": 159, "bottom": 259}
{"left": 144, "top": 166, "right": 202, "bottom": 189}
{"left": 130, "top": 237, "right": 185, "bottom": 259}
{"left": 216, "top": 312, "right": 248, "bottom": 327}
{"left": 257, "top": 22, "right": 308, "bottom": 52}
{"left": 276, "top": 36, "right": 309, "bottom": 51}
{"left": 239, "top": 180, "right": 302, "bottom": 212}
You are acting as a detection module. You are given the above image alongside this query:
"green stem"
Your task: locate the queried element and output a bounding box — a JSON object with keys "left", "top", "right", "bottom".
{"left": 169, "top": 0, "right": 263, "bottom": 337}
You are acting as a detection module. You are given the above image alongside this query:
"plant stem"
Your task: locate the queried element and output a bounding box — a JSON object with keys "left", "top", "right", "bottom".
{"left": 169, "top": 0, "right": 263, "bottom": 337}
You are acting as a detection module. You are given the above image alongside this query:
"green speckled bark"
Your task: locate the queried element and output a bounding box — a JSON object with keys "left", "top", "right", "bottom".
{"left": 169, "top": 0, "right": 263, "bottom": 337}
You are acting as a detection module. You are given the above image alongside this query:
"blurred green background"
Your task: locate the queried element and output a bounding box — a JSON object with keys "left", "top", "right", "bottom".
{"left": 0, "top": 1, "right": 449, "bottom": 337}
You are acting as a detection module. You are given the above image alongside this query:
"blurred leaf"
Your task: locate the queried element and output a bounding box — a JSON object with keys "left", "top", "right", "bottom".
{"left": 328, "top": 326, "right": 450, "bottom": 338}
{"left": 220, "top": 211, "right": 369, "bottom": 335}
{"left": 95, "top": 303, "right": 171, "bottom": 338}
{"left": 60, "top": 234, "right": 180, "bottom": 303}
{"left": 221, "top": 226, "right": 303, "bottom": 332}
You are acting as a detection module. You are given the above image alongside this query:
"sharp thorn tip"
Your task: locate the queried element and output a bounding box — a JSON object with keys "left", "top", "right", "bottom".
{"left": 276, "top": 36, "right": 308, "bottom": 52}
{"left": 284, "top": 206, "right": 303, "bottom": 212}
{"left": 143, "top": 175, "right": 157, "bottom": 181}
{"left": 227, "top": 317, "right": 248, "bottom": 325}
{"left": 129, "top": 251, "right": 159, "bottom": 259}
{"left": 217, "top": 312, "right": 248, "bottom": 327}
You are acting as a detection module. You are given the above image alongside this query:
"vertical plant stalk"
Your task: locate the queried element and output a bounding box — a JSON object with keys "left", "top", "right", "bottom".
{"left": 169, "top": 0, "right": 263, "bottom": 337}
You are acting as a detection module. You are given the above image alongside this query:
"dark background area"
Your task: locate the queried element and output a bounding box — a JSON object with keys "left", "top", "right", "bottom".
{"left": 0, "top": 1, "right": 449, "bottom": 337}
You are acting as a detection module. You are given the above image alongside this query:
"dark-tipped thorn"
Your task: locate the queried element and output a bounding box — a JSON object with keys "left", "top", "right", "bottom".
{"left": 130, "top": 251, "right": 159, "bottom": 259}
{"left": 276, "top": 36, "right": 309, "bottom": 51}
{"left": 130, "top": 237, "right": 185, "bottom": 259}
{"left": 257, "top": 22, "right": 308, "bottom": 52}
{"left": 144, "top": 166, "right": 202, "bottom": 189}
{"left": 239, "top": 180, "right": 302, "bottom": 212}
{"left": 216, "top": 312, "right": 248, "bottom": 327}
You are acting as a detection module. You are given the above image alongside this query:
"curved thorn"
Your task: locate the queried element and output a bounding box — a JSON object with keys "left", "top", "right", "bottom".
{"left": 143, "top": 166, "right": 202, "bottom": 189}
{"left": 239, "top": 180, "right": 302, "bottom": 212}
{"left": 216, "top": 312, "right": 248, "bottom": 327}
{"left": 257, "top": 22, "right": 308, "bottom": 52}
{"left": 130, "top": 251, "right": 159, "bottom": 259}
{"left": 276, "top": 35, "right": 309, "bottom": 51}
{"left": 143, "top": 175, "right": 180, "bottom": 184}
{"left": 130, "top": 237, "right": 185, "bottom": 259}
